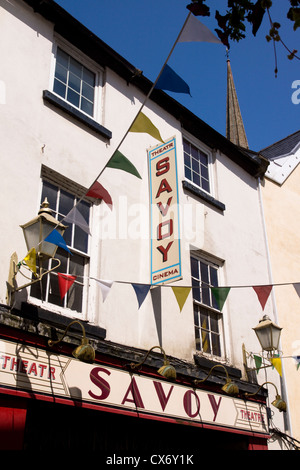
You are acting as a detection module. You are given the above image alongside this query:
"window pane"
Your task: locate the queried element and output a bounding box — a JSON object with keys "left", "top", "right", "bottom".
{"left": 200, "top": 309, "right": 209, "bottom": 329}
{"left": 68, "top": 72, "right": 81, "bottom": 93}
{"left": 59, "top": 190, "right": 74, "bottom": 217}
{"left": 69, "top": 253, "right": 85, "bottom": 277}
{"left": 194, "top": 307, "right": 200, "bottom": 327}
{"left": 67, "top": 282, "right": 83, "bottom": 311}
{"left": 192, "top": 158, "right": 199, "bottom": 173}
{"left": 82, "top": 82, "right": 94, "bottom": 101}
{"left": 192, "top": 278, "right": 200, "bottom": 302}
{"left": 191, "top": 257, "right": 198, "bottom": 278}
{"left": 56, "top": 48, "right": 69, "bottom": 68}
{"left": 210, "top": 312, "right": 219, "bottom": 333}
{"left": 183, "top": 139, "right": 190, "bottom": 154}
{"left": 41, "top": 181, "right": 58, "bottom": 211}
{"left": 195, "top": 328, "right": 201, "bottom": 351}
{"left": 81, "top": 97, "right": 94, "bottom": 117}
{"left": 53, "top": 79, "right": 66, "bottom": 99}
{"left": 193, "top": 173, "right": 200, "bottom": 187}
{"left": 200, "top": 262, "right": 209, "bottom": 284}
{"left": 201, "top": 178, "right": 210, "bottom": 193}
{"left": 184, "top": 152, "right": 190, "bottom": 168}
{"left": 55, "top": 63, "right": 68, "bottom": 84}
{"left": 55, "top": 249, "right": 68, "bottom": 272}
{"left": 191, "top": 145, "right": 198, "bottom": 160}
{"left": 201, "top": 329, "right": 211, "bottom": 354}
{"left": 185, "top": 167, "right": 191, "bottom": 181}
{"left": 48, "top": 273, "right": 63, "bottom": 307}
{"left": 83, "top": 67, "right": 95, "bottom": 87}
{"left": 74, "top": 226, "right": 89, "bottom": 252}
{"left": 212, "top": 333, "right": 221, "bottom": 357}
{"left": 200, "top": 262, "right": 210, "bottom": 305}
{"left": 201, "top": 164, "right": 209, "bottom": 181}
{"left": 69, "top": 56, "right": 82, "bottom": 78}
{"left": 67, "top": 88, "right": 80, "bottom": 108}
{"left": 199, "top": 151, "right": 208, "bottom": 166}
{"left": 73, "top": 200, "right": 90, "bottom": 252}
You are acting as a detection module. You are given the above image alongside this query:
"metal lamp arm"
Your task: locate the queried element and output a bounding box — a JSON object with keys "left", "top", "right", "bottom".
{"left": 245, "top": 381, "right": 279, "bottom": 398}
{"left": 15, "top": 257, "right": 61, "bottom": 292}
{"left": 130, "top": 346, "right": 168, "bottom": 369}
{"left": 194, "top": 364, "right": 230, "bottom": 385}
{"left": 48, "top": 320, "right": 87, "bottom": 347}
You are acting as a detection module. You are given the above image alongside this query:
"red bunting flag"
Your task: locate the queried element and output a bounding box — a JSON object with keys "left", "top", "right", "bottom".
{"left": 57, "top": 273, "right": 77, "bottom": 300}
{"left": 86, "top": 181, "right": 113, "bottom": 209}
{"left": 252, "top": 285, "right": 272, "bottom": 310}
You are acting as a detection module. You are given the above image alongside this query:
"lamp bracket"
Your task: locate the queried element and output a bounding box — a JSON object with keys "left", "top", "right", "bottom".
{"left": 6, "top": 253, "right": 61, "bottom": 306}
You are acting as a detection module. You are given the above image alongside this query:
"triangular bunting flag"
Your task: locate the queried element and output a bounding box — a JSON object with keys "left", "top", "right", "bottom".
{"left": 210, "top": 287, "right": 230, "bottom": 311}
{"left": 293, "top": 283, "right": 300, "bottom": 298}
{"left": 86, "top": 181, "right": 113, "bottom": 209}
{"left": 130, "top": 112, "right": 164, "bottom": 143}
{"left": 132, "top": 284, "right": 151, "bottom": 309}
{"left": 44, "top": 229, "right": 71, "bottom": 254}
{"left": 178, "top": 14, "right": 222, "bottom": 44}
{"left": 94, "top": 279, "right": 113, "bottom": 302}
{"left": 23, "top": 248, "right": 37, "bottom": 275}
{"left": 269, "top": 357, "right": 282, "bottom": 377}
{"left": 106, "top": 150, "right": 142, "bottom": 179}
{"left": 155, "top": 65, "right": 191, "bottom": 95}
{"left": 253, "top": 355, "right": 262, "bottom": 373}
{"left": 57, "top": 273, "right": 76, "bottom": 300}
{"left": 293, "top": 356, "right": 300, "bottom": 370}
{"left": 252, "top": 285, "right": 272, "bottom": 310}
{"left": 64, "top": 206, "right": 91, "bottom": 235}
{"left": 171, "top": 287, "right": 191, "bottom": 312}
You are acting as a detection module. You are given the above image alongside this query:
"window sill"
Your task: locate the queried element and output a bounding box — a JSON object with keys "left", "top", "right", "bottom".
{"left": 182, "top": 180, "right": 225, "bottom": 212}
{"left": 43, "top": 90, "right": 112, "bottom": 140}
{"left": 20, "top": 302, "right": 106, "bottom": 341}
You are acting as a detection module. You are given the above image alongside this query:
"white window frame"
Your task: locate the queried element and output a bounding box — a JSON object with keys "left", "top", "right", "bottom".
{"left": 28, "top": 169, "right": 93, "bottom": 321}
{"left": 182, "top": 133, "right": 214, "bottom": 196}
{"left": 191, "top": 252, "right": 226, "bottom": 360}
{"left": 50, "top": 35, "right": 104, "bottom": 124}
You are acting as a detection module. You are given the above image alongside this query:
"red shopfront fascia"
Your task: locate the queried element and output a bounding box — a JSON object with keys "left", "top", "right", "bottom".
{"left": 0, "top": 328, "right": 269, "bottom": 450}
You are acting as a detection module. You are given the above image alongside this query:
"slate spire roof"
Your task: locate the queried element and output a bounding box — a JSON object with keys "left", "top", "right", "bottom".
{"left": 226, "top": 59, "right": 249, "bottom": 149}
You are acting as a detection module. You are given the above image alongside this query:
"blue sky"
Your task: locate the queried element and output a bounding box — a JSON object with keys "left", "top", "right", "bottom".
{"left": 55, "top": 0, "right": 300, "bottom": 151}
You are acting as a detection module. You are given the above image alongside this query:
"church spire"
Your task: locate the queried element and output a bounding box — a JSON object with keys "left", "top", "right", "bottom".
{"left": 226, "top": 58, "right": 249, "bottom": 149}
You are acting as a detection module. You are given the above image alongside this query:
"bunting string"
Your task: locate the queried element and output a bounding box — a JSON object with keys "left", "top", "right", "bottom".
{"left": 25, "top": 264, "right": 300, "bottom": 312}
{"left": 66, "top": 10, "right": 194, "bottom": 213}
{"left": 25, "top": 10, "right": 223, "bottom": 254}
{"left": 247, "top": 352, "right": 300, "bottom": 375}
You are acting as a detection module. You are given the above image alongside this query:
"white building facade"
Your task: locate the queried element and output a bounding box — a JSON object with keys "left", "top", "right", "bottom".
{"left": 0, "top": 0, "right": 291, "bottom": 451}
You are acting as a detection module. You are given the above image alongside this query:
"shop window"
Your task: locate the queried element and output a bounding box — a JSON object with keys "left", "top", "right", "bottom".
{"left": 30, "top": 180, "right": 90, "bottom": 316}
{"left": 191, "top": 256, "right": 224, "bottom": 358}
{"left": 183, "top": 138, "right": 210, "bottom": 194}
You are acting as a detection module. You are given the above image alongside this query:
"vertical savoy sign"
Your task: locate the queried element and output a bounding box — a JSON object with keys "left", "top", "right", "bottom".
{"left": 148, "top": 137, "right": 181, "bottom": 285}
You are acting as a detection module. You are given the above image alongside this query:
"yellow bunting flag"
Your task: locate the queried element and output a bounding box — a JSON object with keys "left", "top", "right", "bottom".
{"left": 23, "top": 248, "right": 37, "bottom": 275}
{"left": 270, "top": 357, "right": 282, "bottom": 377}
{"left": 171, "top": 287, "right": 191, "bottom": 312}
{"left": 130, "top": 112, "right": 164, "bottom": 143}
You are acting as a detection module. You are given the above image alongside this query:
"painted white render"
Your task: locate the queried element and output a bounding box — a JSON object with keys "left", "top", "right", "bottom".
{"left": 0, "top": 0, "right": 289, "bottom": 449}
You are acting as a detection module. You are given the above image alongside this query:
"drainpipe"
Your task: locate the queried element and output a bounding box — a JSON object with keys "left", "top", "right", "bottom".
{"left": 257, "top": 177, "right": 292, "bottom": 437}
